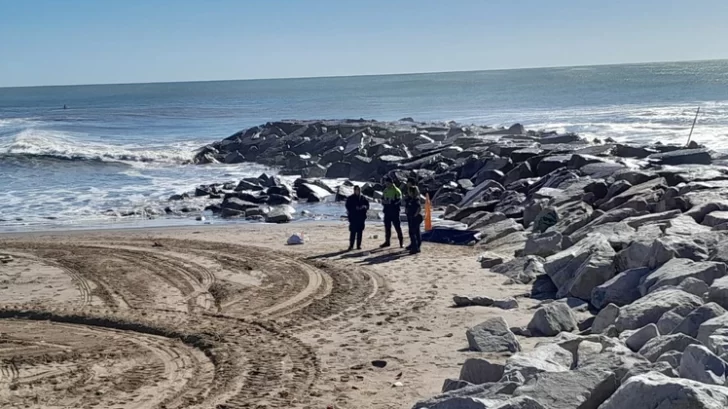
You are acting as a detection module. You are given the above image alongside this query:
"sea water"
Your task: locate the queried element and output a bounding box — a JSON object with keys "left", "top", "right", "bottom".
{"left": 2, "top": 60, "right": 728, "bottom": 231}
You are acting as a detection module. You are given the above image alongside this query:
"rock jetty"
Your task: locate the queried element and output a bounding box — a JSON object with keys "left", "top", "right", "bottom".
{"left": 181, "top": 118, "right": 728, "bottom": 406}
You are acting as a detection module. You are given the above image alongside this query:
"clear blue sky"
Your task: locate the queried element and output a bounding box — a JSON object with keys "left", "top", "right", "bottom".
{"left": 1, "top": 0, "right": 727, "bottom": 87}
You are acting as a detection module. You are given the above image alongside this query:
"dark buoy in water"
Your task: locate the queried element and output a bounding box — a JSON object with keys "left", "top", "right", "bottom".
{"left": 63, "top": 104, "right": 67, "bottom": 109}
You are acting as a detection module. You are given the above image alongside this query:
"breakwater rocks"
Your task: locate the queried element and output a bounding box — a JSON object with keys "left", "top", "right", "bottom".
{"left": 189, "top": 118, "right": 728, "bottom": 407}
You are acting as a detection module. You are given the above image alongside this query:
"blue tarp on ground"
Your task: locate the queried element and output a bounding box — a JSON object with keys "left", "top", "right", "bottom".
{"left": 422, "top": 228, "right": 479, "bottom": 246}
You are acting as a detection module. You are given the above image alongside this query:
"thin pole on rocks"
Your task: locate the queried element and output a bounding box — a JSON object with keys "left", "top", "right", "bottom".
{"left": 686, "top": 106, "right": 700, "bottom": 147}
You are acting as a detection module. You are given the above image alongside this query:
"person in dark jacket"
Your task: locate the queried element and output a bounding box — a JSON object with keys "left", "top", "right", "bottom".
{"left": 404, "top": 177, "right": 423, "bottom": 254}
{"left": 345, "top": 185, "right": 369, "bottom": 250}
{"left": 380, "top": 177, "right": 404, "bottom": 248}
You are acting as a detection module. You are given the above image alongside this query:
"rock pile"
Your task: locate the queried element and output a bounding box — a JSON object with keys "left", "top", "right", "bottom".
{"left": 185, "top": 118, "right": 728, "bottom": 405}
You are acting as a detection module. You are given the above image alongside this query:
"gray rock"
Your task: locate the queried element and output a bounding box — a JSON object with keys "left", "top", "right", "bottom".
{"left": 708, "top": 276, "right": 728, "bottom": 309}
{"left": 221, "top": 197, "right": 259, "bottom": 212}
{"left": 657, "top": 309, "right": 689, "bottom": 335}
{"left": 479, "top": 252, "right": 505, "bottom": 269}
{"left": 469, "top": 212, "right": 509, "bottom": 231}
{"left": 591, "top": 268, "right": 651, "bottom": 309}
{"left": 543, "top": 233, "right": 616, "bottom": 300}
{"left": 478, "top": 219, "right": 525, "bottom": 244}
{"left": 703, "top": 211, "right": 728, "bottom": 227}
{"left": 656, "top": 350, "right": 683, "bottom": 369}
{"left": 677, "top": 277, "right": 710, "bottom": 297}
{"left": 493, "top": 298, "right": 519, "bottom": 310}
{"left": 708, "top": 328, "right": 728, "bottom": 361}
{"left": 466, "top": 317, "right": 521, "bottom": 353}
{"left": 671, "top": 302, "right": 727, "bottom": 338}
{"left": 622, "top": 209, "right": 681, "bottom": 229}
{"left": 626, "top": 324, "right": 660, "bottom": 352}
{"left": 638, "top": 333, "right": 702, "bottom": 362}
{"left": 648, "top": 148, "right": 712, "bottom": 165}
{"left": 679, "top": 344, "right": 728, "bottom": 385}
{"left": 512, "top": 367, "right": 618, "bottom": 409}
{"left": 599, "top": 177, "right": 666, "bottom": 212}
{"left": 620, "top": 361, "right": 679, "bottom": 382}
{"left": 665, "top": 214, "right": 713, "bottom": 236}
{"left": 614, "top": 225, "right": 663, "bottom": 273}
{"left": 527, "top": 302, "right": 578, "bottom": 336}
{"left": 454, "top": 295, "right": 495, "bottom": 307}
{"left": 522, "top": 232, "right": 562, "bottom": 258}
{"left": 441, "top": 379, "right": 473, "bottom": 393}
{"left": 639, "top": 258, "right": 726, "bottom": 296}
{"left": 459, "top": 358, "right": 505, "bottom": 385}
{"left": 599, "top": 372, "right": 728, "bottom": 409}
{"left": 502, "top": 343, "right": 572, "bottom": 382}
{"left": 697, "top": 313, "right": 728, "bottom": 345}
{"left": 412, "top": 386, "right": 541, "bottom": 409}
{"left": 265, "top": 205, "right": 293, "bottom": 223}
{"left": 592, "top": 303, "right": 620, "bottom": 334}
{"left": 646, "top": 236, "right": 711, "bottom": 270}
{"left": 615, "top": 289, "right": 703, "bottom": 332}
{"left": 492, "top": 256, "right": 546, "bottom": 285}
{"left": 577, "top": 346, "right": 652, "bottom": 381}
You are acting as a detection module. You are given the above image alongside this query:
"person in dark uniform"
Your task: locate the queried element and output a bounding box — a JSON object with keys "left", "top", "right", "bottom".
{"left": 404, "top": 177, "right": 423, "bottom": 254}
{"left": 380, "top": 177, "right": 404, "bottom": 248}
{"left": 345, "top": 185, "right": 369, "bottom": 250}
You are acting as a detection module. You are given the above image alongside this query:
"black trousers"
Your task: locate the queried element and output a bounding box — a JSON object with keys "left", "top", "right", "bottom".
{"left": 383, "top": 214, "right": 403, "bottom": 244}
{"left": 407, "top": 214, "right": 423, "bottom": 250}
{"left": 349, "top": 228, "right": 363, "bottom": 249}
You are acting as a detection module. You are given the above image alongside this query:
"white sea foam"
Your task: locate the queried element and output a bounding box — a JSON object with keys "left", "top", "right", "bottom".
{"left": 0, "top": 128, "right": 195, "bottom": 164}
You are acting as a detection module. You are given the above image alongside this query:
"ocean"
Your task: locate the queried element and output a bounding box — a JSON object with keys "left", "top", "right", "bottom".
{"left": 2, "top": 60, "right": 728, "bottom": 231}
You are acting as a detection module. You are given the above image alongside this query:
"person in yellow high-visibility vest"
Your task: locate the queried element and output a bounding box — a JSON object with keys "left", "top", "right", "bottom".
{"left": 380, "top": 177, "right": 404, "bottom": 248}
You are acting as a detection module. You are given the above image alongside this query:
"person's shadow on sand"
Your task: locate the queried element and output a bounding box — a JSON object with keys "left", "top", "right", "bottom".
{"left": 355, "top": 250, "right": 409, "bottom": 265}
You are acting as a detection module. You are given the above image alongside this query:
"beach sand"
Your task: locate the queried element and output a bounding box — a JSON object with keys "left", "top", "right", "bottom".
{"left": 0, "top": 222, "right": 540, "bottom": 409}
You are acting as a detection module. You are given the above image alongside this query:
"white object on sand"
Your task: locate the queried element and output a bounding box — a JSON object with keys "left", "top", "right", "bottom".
{"left": 287, "top": 233, "right": 305, "bottom": 245}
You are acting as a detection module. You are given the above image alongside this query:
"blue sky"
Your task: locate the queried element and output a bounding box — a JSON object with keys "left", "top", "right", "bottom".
{"left": 1, "top": 0, "right": 727, "bottom": 87}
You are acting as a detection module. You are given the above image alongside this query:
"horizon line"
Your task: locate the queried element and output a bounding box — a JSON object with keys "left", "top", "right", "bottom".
{"left": 1, "top": 57, "right": 726, "bottom": 90}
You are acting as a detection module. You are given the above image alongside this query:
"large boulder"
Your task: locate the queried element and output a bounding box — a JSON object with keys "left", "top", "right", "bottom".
{"left": 646, "top": 236, "right": 711, "bottom": 269}
{"left": 265, "top": 205, "right": 293, "bottom": 223}
{"left": 638, "top": 333, "right": 702, "bottom": 362}
{"left": 477, "top": 219, "right": 525, "bottom": 244}
{"left": 679, "top": 344, "right": 728, "bottom": 385}
{"left": 599, "top": 372, "right": 728, "bottom": 409}
{"left": 677, "top": 277, "right": 711, "bottom": 297}
{"left": 599, "top": 177, "right": 666, "bottom": 212}
{"left": 615, "top": 289, "right": 703, "bottom": 332}
{"left": 527, "top": 302, "right": 578, "bottom": 336}
{"left": 697, "top": 313, "right": 728, "bottom": 346}
{"left": 522, "top": 232, "right": 562, "bottom": 258}
{"left": 648, "top": 148, "right": 712, "bottom": 165}
{"left": 491, "top": 256, "right": 546, "bottom": 285}
{"left": 591, "top": 268, "right": 651, "bottom": 309}
{"left": 671, "top": 302, "right": 727, "bottom": 338}
{"left": 543, "top": 233, "right": 616, "bottom": 300}
{"left": 657, "top": 309, "right": 687, "bottom": 335}
{"left": 459, "top": 358, "right": 505, "bottom": 385}
{"left": 626, "top": 324, "right": 660, "bottom": 352}
{"left": 591, "top": 303, "right": 620, "bottom": 334}
{"left": 511, "top": 367, "right": 618, "bottom": 409}
{"left": 466, "top": 317, "right": 521, "bottom": 353}
{"left": 703, "top": 210, "right": 728, "bottom": 227}
{"left": 502, "top": 343, "right": 572, "bottom": 382}
{"left": 639, "top": 258, "right": 727, "bottom": 296}
{"left": 708, "top": 276, "right": 728, "bottom": 309}
{"left": 412, "top": 395, "right": 546, "bottom": 409}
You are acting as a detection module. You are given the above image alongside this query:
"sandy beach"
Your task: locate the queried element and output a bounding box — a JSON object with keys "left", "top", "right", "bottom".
{"left": 0, "top": 221, "right": 540, "bottom": 409}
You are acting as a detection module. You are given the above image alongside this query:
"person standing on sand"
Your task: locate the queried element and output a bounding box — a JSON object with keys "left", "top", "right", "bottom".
{"left": 380, "top": 177, "right": 404, "bottom": 248}
{"left": 345, "top": 185, "right": 369, "bottom": 251}
{"left": 404, "top": 177, "right": 423, "bottom": 254}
